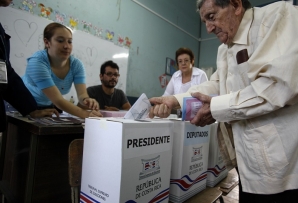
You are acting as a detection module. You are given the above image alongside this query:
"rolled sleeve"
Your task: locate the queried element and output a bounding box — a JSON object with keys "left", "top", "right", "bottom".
{"left": 174, "top": 92, "right": 191, "bottom": 108}
{"left": 211, "top": 94, "right": 232, "bottom": 122}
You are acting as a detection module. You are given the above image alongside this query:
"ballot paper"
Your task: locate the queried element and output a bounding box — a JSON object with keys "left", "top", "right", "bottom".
{"left": 181, "top": 97, "right": 203, "bottom": 121}
{"left": 124, "top": 93, "right": 151, "bottom": 120}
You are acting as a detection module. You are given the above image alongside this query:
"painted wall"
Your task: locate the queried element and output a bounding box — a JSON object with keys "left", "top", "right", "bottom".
{"left": 9, "top": 0, "right": 202, "bottom": 98}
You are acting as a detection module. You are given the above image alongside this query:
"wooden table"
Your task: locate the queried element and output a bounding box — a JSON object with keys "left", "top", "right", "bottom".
{"left": 0, "top": 114, "right": 84, "bottom": 203}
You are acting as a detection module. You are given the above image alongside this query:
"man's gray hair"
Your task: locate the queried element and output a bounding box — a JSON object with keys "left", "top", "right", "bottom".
{"left": 197, "top": 0, "right": 252, "bottom": 11}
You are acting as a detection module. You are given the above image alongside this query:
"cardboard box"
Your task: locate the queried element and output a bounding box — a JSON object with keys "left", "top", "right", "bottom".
{"left": 206, "top": 122, "right": 228, "bottom": 187}
{"left": 80, "top": 118, "right": 173, "bottom": 203}
{"left": 169, "top": 120, "right": 210, "bottom": 203}
{"left": 100, "top": 110, "right": 128, "bottom": 117}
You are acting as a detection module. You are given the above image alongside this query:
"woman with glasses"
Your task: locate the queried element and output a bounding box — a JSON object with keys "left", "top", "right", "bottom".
{"left": 163, "top": 47, "right": 208, "bottom": 96}
{"left": 22, "top": 22, "right": 102, "bottom": 118}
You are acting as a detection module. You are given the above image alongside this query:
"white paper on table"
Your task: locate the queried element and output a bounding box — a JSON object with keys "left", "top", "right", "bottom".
{"left": 124, "top": 93, "right": 151, "bottom": 120}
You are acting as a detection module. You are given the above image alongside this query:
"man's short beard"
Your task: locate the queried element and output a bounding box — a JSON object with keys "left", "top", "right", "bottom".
{"left": 101, "top": 80, "right": 117, "bottom": 88}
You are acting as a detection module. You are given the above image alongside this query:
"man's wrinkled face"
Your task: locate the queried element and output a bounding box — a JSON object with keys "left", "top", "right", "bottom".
{"left": 200, "top": 0, "right": 241, "bottom": 45}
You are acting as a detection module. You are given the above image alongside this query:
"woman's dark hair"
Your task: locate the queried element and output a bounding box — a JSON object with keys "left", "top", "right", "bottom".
{"left": 43, "top": 22, "right": 72, "bottom": 49}
{"left": 175, "top": 47, "right": 195, "bottom": 66}
{"left": 197, "top": 0, "right": 252, "bottom": 10}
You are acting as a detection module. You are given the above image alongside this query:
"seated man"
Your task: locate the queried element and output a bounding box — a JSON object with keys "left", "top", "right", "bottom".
{"left": 80, "top": 60, "right": 131, "bottom": 111}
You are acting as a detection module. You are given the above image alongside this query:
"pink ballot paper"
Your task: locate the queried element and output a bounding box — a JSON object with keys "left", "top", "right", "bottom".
{"left": 181, "top": 97, "right": 203, "bottom": 121}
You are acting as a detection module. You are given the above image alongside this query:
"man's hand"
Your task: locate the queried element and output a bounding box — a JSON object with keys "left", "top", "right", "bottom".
{"left": 104, "top": 106, "right": 119, "bottom": 111}
{"left": 149, "top": 96, "right": 180, "bottom": 118}
{"left": 190, "top": 92, "right": 216, "bottom": 126}
{"left": 29, "top": 109, "right": 60, "bottom": 118}
{"left": 83, "top": 98, "right": 99, "bottom": 111}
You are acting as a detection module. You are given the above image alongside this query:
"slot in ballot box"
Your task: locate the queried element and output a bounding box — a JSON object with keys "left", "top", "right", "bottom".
{"left": 169, "top": 120, "right": 211, "bottom": 203}
{"left": 100, "top": 110, "right": 128, "bottom": 118}
{"left": 206, "top": 122, "right": 228, "bottom": 187}
{"left": 80, "top": 118, "right": 173, "bottom": 203}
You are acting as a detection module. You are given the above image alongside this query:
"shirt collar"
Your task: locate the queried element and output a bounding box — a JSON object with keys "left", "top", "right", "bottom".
{"left": 232, "top": 8, "right": 253, "bottom": 45}
{"left": 175, "top": 71, "right": 182, "bottom": 78}
{"left": 175, "top": 67, "right": 200, "bottom": 78}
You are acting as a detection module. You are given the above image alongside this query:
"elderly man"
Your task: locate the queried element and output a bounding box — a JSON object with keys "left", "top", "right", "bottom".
{"left": 149, "top": 0, "right": 298, "bottom": 202}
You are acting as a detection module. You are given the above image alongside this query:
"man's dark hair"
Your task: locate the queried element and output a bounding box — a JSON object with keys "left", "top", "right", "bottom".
{"left": 197, "top": 0, "right": 252, "bottom": 11}
{"left": 100, "top": 60, "right": 119, "bottom": 75}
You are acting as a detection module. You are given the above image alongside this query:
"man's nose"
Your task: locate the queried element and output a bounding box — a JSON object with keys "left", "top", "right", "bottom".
{"left": 206, "top": 21, "right": 215, "bottom": 33}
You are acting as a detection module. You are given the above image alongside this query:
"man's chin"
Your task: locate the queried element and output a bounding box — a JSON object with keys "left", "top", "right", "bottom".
{"left": 217, "top": 37, "right": 227, "bottom": 44}
{"left": 215, "top": 33, "right": 229, "bottom": 44}
{"left": 106, "top": 84, "right": 116, "bottom": 88}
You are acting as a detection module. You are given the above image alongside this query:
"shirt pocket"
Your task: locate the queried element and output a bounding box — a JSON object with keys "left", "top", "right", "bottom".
{"left": 241, "top": 123, "right": 289, "bottom": 176}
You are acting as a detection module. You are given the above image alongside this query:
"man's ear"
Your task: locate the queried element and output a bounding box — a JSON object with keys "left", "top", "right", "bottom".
{"left": 230, "top": 0, "right": 242, "bottom": 15}
{"left": 99, "top": 74, "right": 103, "bottom": 80}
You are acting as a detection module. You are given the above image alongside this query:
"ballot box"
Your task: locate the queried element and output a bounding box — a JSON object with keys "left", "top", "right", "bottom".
{"left": 80, "top": 118, "right": 173, "bottom": 203}
{"left": 206, "top": 122, "right": 228, "bottom": 187}
{"left": 169, "top": 120, "right": 211, "bottom": 203}
{"left": 100, "top": 110, "right": 128, "bottom": 117}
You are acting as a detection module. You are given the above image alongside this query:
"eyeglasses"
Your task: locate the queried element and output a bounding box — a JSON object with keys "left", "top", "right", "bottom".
{"left": 104, "top": 72, "right": 120, "bottom": 78}
{"left": 178, "top": 59, "right": 190, "bottom": 64}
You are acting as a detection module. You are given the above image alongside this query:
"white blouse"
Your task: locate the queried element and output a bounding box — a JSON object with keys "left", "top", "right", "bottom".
{"left": 163, "top": 67, "right": 208, "bottom": 96}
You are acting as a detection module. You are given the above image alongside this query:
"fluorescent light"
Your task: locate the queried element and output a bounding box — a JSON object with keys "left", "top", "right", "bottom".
{"left": 113, "top": 53, "right": 129, "bottom": 58}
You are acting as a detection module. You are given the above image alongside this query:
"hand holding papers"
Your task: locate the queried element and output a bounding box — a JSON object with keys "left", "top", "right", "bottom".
{"left": 181, "top": 97, "right": 202, "bottom": 121}
{"left": 124, "top": 93, "right": 151, "bottom": 120}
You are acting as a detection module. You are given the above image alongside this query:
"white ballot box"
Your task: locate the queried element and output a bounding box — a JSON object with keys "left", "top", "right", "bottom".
{"left": 169, "top": 120, "right": 211, "bottom": 203}
{"left": 80, "top": 118, "right": 173, "bottom": 203}
{"left": 100, "top": 110, "right": 128, "bottom": 118}
{"left": 206, "top": 122, "right": 228, "bottom": 187}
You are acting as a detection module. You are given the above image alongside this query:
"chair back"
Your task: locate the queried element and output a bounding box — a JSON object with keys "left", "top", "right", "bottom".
{"left": 68, "top": 139, "right": 84, "bottom": 187}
